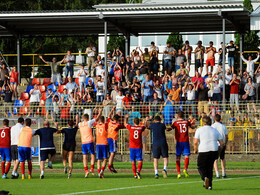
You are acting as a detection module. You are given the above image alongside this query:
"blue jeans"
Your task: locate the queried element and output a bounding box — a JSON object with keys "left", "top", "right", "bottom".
{"left": 186, "top": 100, "right": 196, "bottom": 117}
{"left": 65, "top": 66, "right": 74, "bottom": 78}
{"left": 175, "top": 65, "right": 180, "bottom": 72}
{"left": 163, "top": 59, "right": 172, "bottom": 70}
{"left": 228, "top": 57, "right": 234, "bottom": 67}
{"left": 96, "top": 95, "right": 104, "bottom": 103}
{"left": 143, "top": 95, "right": 152, "bottom": 103}
{"left": 79, "top": 81, "right": 86, "bottom": 92}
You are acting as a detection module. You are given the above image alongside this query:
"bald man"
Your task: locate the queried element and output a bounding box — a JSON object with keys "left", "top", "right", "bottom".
{"left": 34, "top": 121, "right": 58, "bottom": 179}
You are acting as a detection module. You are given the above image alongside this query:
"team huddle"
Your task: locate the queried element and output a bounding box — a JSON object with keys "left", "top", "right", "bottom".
{"left": 0, "top": 108, "right": 226, "bottom": 190}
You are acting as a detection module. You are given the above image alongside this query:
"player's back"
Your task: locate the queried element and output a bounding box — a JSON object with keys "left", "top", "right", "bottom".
{"left": 35, "top": 127, "right": 57, "bottom": 149}
{"left": 11, "top": 123, "right": 23, "bottom": 146}
{"left": 18, "top": 126, "right": 34, "bottom": 148}
{"left": 126, "top": 125, "right": 145, "bottom": 149}
{"left": 149, "top": 122, "right": 167, "bottom": 145}
{"left": 0, "top": 126, "right": 11, "bottom": 148}
{"left": 172, "top": 119, "right": 190, "bottom": 143}
{"left": 96, "top": 123, "right": 108, "bottom": 145}
{"left": 79, "top": 120, "right": 94, "bottom": 144}
{"left": 108, "top": 118, "right": 123, "bottom": 141}
{"left": 62, "top": 127, "right": 78, "bottom": 145}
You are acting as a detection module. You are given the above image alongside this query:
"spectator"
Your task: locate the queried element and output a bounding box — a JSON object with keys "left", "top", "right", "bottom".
{"left": 111, "top": 85, "right": 119, "bottom": 104}
{"left": 141, "top": 48, "right": 150, "bottom": 64}
{"left": 77, "top": 65, "right": 88, "bottom": 97}
{"left": 121, "top": 81, "right": 129, "bottom": 95}
{"left": 3, "top": 84, "right": 13, "bottom": 117}
{"left": 52, "top": 95, "right": 60, "bottom": 126}
{"left": 39, "top": 56, "right": 65, "bottom": 86}
{"left": 96, "top": 63, "right": 105, "bottom": 79}
{"left": 116, "top": 90, "right": 125, "bottom": 114}
{"left": 85, "top": 42, "right": 96, "bottom": 77}
{"left": 119, "top": 56, "right": 126, "bottom": 81}
{"left": 45, "top": 88, "right": 54, "bottom": 121}
{"left": 128, "top": 106, "right": 141, "bottom": 125}
{"left": 149, "top": 41, "right": 159, "bottom": 54}
{"left": 241, "top": 51, "right": 260, "bottom": 78}
{"left": 196, "top": 83, "right": 209, "bottom": 117}
{"left": 175, "top": 49, "right": 186, "bottom": 71}
{"left": 59, "top": 100, "right": 70, "bottom": 127}
{"left": 150, "top": 50, "right": 159, "bottom": 78}
{"left": 131, "top": 47, "right": 141, "bottom": 64}
{"left": 226, "top": 41, "right": 239, "bottom": 74}
{"left": 109, "top": 57, "right": 117, "bottom": 81}
{"left": 28, "top": 84, "right": 41, "bottom": 117}
{"left": 126, "top": 62, "right": 137, "bottom": 83}
{"left": 125, "top": 55, "right": 132, "bottom": 82}
{"left": 141, "top": 75, "right": 154, "bottom": 103}
{"left": 113, "top": 63, "right": 123, "bottom": 82}
{"left": 177, "top": 69, "right": 188, "bottom": 87}
{"left": 0, "top": 63, "right": 9, "bottom": 94}
{"left": 171, "top": 72, "right": 178, "bottom": 88}
{"left": 64, "top": 51, "right": 75, "bottom": 80}
{"left": 165, "top": 81, "right": 182, "bottom": 103}
{"left": 229, "top": 74, "right": 240, "bottom": 111}
{"left": 176, "top": 63, "right": 189, "bottom": 76}
{"left": 162, "top": 74, "right": 172, "bottom": 101}
{"left": 9, "top": 66, "right": 19, "bottom": 99}
{"left": 137, "top": 55, "right": 149, "bottom": 77}
{"left": 244, "top": 77, "right": 256, "bottom": 112}
{"left": 149, "top": 92, "right": 163, "bottom": 120}
{"left": 103, "top": 94, "right": 112, "bottom": 118}
{"left": 163, "top": 42, "right": 176, "bottom": 75}
{"left": 131, "top": 85, "right": 142, "bottom": 103}
{"left": 183, "top": 83, "right": 196, "bottom": 118}
{"left": 182, "top": 40, "right": 193, "bottom": 68}
{"left": 61, "top": 88, "right": 69, "bottom": 104}
{"left": 205, "top": 72, "right": 214, "bottom": 101}
{"left": 65, "top": 77, "right": 78, "bottom": 94}
{"left": 194, "top": 41, "right": 205, "bottom": 75}
{"left": 96, "top": 75, "right": 105, "bottom": 103}
{"left": 205, "top": 41, "right": 216, "bottom": 75}
{"left": 134, "top": 70, "right": 145, "bottom": 83}
{"left": 218, "top": 42, "right": 226, "bottom": 66}
{"left": 112, "top": 47, "right": 123, "bottom": 63}
{"left": 254, "top": 65, "right": 260, "bottom": 100}
{"left": 94, "top": 55, "right": 104, "bottom": 77}
{"left": 85, "top": 79, "right": 95, "bottom": 100}
{"left": 154, "top": 80, "right": 162, "bottom": 100}
{"left": 122, "top": 92, "right": 132, "bottom": 114}
{"left": 163, "top": 94, "right": 175, "bottom": 124}
{"left": 106, "top": 51, "right": 112, "bottom": 67}
{"left": 225, "top": 69, "right": 233, "bottom": 101}
{"left": 212, "top": 78, "right": 222, "bottom": 103}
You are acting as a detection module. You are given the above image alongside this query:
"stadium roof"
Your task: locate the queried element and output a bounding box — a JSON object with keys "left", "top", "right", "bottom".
{"left": 0, "top": 1, "right": 251, "bottom": 37}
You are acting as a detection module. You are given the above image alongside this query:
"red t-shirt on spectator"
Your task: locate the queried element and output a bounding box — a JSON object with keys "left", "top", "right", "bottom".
{"left": 230, "top": 79, "right": 240, "bottom": 94}
{"left": 122, "top": 96, "right": 132, "bottom": 109}
{"left": 61, "top": 107, "right": 70, "bottom": 119}
{"left": 10, "top": 71, "right": 19, "bottom": 83}
{"left": 114, "top": 69, "right": 122, "bottom": 82}
{"left": 192, "top": 76, "right": 204, "bottom": 88}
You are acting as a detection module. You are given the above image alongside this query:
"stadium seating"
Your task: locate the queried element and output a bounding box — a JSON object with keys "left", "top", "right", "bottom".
{"left": 41, "top": 92, "right": 46, "bottom": 101}
{"left": 43, "top": 78, "right": 51, "bottom": 86}
{"left": 39, "top": 85, "right": 46, "bottom": 93}
{"left": 19, "top": 92, "right": 29, "bottom": 101}
{"left": 19, "top": 107, "right": 28, "bottom": 115}
{"left": 86, "top": 77, "right": 94, "bottom": 84}
{"left": 32, "top": 78, "right": 41, "bottom": 85}
{"left": 24, "top": 100, "right": 30, "bottom": 107}
{"left": 58, "top": 85, "right": 66, "bottom": 93}
{"left": 41, "top": 107, "right": 47, "bottom": 116}
{"left": 47, "top": 84, "right": 57, "bottom": 92}
{"left": 25, "top": 85, "right": 34, "bottom": 93}
{"left": 13, "top": 100, "right": 23, "bottom": 115}
{"left": 33, "top": 147, "right": 39, "bottom": 157}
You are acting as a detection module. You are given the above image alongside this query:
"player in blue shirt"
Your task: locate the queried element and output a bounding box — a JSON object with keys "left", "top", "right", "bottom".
{"left": 34, "top": 121, "right": 57, "bottom": 179}
{"left": 149, "top": 116, "right": 169, "bottom": 179}
{"left": 57, "top": 120, "right": 78, "bottom": 179}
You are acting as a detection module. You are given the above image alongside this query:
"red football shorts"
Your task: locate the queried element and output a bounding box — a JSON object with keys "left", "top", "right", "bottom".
{"left": 206, "top": 58, "right": 215, "bottom": 66}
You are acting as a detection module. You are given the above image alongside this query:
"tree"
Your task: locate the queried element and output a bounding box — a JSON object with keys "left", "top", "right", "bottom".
{"left": 166, "top": 32, "right": 183, "bottom": 51}
{"left": 107, "top": 34, "right": 126, "bottom": 55}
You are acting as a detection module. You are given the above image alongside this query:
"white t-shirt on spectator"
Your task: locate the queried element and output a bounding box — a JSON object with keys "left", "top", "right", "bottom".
{"left": 29, "top": 89, "right": 40, "bottom": 103}
{"left": 163, "top": 46, "right": 175, "bottom": 60}
{"left": 211, "top": 122, "right": 228, "bottom": 144}
{"left": 187, "top": 89, "right": 195, "bottom": 100}
{"left": 96, "top": 67, "right": 105, "bottom": 78}
{"left": 77, "top": 69, "right": 88, "bottom": 82}
{"left": 257, "top": 73, "right": 260, "bottom": 84}
{"left": 96, "top": 81, "right": 105, "bottom": 96}
{"left": 213, "top": 83, "right": 221, "bottom": 94}
{"left": 116, "top": 95, "right": 125, "bottom": 109}
{"left": 11, "top": 123, "right": 24, "bottom": 145}
{"left": 86, "top": 47, "right": 96, "bottom": 57}
{"left": 194, "top": 125, "right": 222, "bottom": 153}
{"left": 225, "top": 73, "right": 232, "bottom": 85}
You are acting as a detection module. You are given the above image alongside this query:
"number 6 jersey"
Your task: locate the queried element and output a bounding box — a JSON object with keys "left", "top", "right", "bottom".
{"left": 0, "top": 126, "right": 11, "bottom": 148}
{"left": 126, "top": 125, "right": 146, "bottom": 149}
{"left": 171, "top": 120, "right": 191, "bottom": 143}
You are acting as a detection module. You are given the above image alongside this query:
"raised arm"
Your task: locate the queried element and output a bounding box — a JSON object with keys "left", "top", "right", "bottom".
{"left": 108, "top": 106, "right": 116, "bottom": 119}
{"left": 39, "top": 56, "right": 48, "bottom": 64}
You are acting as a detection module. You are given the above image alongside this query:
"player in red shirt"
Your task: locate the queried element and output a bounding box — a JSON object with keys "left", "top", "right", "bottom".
{"left": 170, "top": 111, "right": 194, "bottom": 179}
{"left": 124, "top": 116, "right": 147, "bottom": 179}
{"left": 0, "top": 119, "right": 12, "bottom": 179}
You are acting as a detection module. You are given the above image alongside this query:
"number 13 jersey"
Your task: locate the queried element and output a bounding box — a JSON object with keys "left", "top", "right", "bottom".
{"left": 171, "top": 120, "right": 191, "bottom": 143}
{"left": 126, "top": 125, "right": 145, "bottom": 149}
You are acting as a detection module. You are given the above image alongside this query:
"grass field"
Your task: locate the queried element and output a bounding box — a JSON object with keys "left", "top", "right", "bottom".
{"left": 1, "top": 162, "right": 260, "bottom": 195}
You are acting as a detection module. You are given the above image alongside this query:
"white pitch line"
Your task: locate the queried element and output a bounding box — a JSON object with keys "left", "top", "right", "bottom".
{"left": 58, "top": 175, "right": 260, "bottom": 195}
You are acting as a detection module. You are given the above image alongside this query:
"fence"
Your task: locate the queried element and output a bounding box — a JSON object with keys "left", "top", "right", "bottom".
{"left": 0, "top": 103, "right": 259, "bottom": 155}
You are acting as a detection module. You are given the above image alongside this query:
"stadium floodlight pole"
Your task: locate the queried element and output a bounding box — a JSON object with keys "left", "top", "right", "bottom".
{"left": 17, "top": 34, "right": 22, "bottom": 84}
{"left": 222, "top": 18, "right": 226, "bottom": 111}
{"left": 104, "top": 21, "right": 108, "bottom": 96}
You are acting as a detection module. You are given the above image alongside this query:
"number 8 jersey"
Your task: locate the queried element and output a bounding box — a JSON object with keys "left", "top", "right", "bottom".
{"left": 171, "top": 120, "right": 191, "bottom": 143}
{"left": 0, "top": 126, "right": 11, "bottom": 148}
{"left": 126, "top": 125, "right": 145, "bottom": 149}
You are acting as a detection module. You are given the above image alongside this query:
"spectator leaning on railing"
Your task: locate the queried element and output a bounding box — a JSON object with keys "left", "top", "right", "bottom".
{"left": 85, "top": 42, "right": 96, "bottom": 77}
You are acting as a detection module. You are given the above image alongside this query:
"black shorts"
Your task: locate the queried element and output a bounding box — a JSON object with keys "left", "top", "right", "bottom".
{"left": 63, "top": 143, "right": 76, "bottom": 152}
{"left": 153, "top": 143, "right": 169, "bottom": 159}
{"left": 40, "top": 149, "right": 56, "bottom": 161}
{"left": 11, "top": 145, "right": 18, "bottom": 161}
{"left": 218, "top": 146, "right": 226, "bottom": 160}
{"left": 0, "top": 80, "right": 4, "bottom": 88}
{"left": 195, "top": 59, "right": 204, "bottom": 69}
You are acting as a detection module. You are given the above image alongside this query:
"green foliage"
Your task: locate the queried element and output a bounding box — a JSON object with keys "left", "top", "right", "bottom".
{"left": 166, "top": 32, "right": 184, "bottom": 51}
{"left": 107, "top": 34, "right": 126, "bottom": 54}
{"left": 243, "top": 0, "right": 253, "bottom": 12}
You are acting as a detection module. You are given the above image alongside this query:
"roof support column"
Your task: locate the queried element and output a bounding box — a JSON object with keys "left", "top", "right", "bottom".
{"left": 17, "top": 34, "right": 22, "bottom": 84}
{"left": 222, "top": 18, "right": 226, "bottom": 111}
{"left": 104, "top": 21, "right": 108, "bottom": 96}
{"left": 239, "top": 34, "right": 243, "bottom": 71}
{"left": 125, "top": 33, "right": 130, "bottom": 56}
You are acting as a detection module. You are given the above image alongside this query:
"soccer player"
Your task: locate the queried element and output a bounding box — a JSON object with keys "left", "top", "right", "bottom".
{"left": 107, "top": 107, "right": 124, "bottom": 173}
{"left": 18, "top": 118, "right": 35, "bottom": 179}
{"left": 212, "top": 114, "right": 228, "bottom": 179}
{"left": 170, "top": 111, "right": 193, "bottom": 179}
{"left": 79, "top": 109, "right": 102, "bottom": 178}
{"left": 58, "top": 120, "right": 78, "bottom": 179}
{"left": 124, "top": 116, "right": 146, "bottom": 179}
{"left": 34, "top": 121, "right": 58, "bottom": 179}
{"left": 149, "top": 116, "right": 169, "bottom": 179}
{"left": 0, "top": 119, "right": 12, "bottom": 179}
{"left": 11, "top": 117, "right": 24, "bottom": 179}
{"left": 95, "top": 116, "right": 109, "bottom": 178}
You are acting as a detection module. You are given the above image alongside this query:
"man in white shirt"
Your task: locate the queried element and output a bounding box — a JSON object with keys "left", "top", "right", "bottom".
{"left": 64, "top": 50, "right": 75, "bottom": 80}
{"left": 85, "top": 43, "right": 96, "bottom": 77}
{"left": 212, "top": 114, "right": 228, "bottom": 179}
{"left": 194, "top": 116, "right": 224, "bottom": 190}
{"left": 96, "top": 75, "right": 105, "bottom": 103}
{"left": 115, "top": 90, "right": 125, "bottom": 114}
{"left": 77, "top": 65, "right": 88, "bottom": 96}
{"left": 163, "top": 42, "right": 176, "bottom": 75}
{"left": 11, "top": 117, "right": 24, "bottom": 179}
{"left": 241, "top": 51, "right": 260, "bottom": 78}
{"left": 28, "top": 84, "right": 41, "bottom": 117}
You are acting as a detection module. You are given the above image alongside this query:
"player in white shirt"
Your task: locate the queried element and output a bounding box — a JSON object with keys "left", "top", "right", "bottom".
{"left": 194, "top": 116, "right": 224, "bottom": 190}
{"left": 10, "top": 117, "right": 24, "bottom": 179}
{"left": 211, "top": 114, "right": 228, "bottom": 179}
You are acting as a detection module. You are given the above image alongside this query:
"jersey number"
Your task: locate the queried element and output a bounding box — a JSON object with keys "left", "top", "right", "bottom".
{"left": 179, "top": 124, "right": 187, "bottom": 133}
{"left": 1, "top": 130, "right": 5, "bottom": 138}
{"left": 133, "top": 130, "right": 139, "bottom": 139}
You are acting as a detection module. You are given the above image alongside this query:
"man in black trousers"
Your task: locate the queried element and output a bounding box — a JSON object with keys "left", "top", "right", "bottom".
{"left": 193, "top": 116, "right": 224, "bottom": 190}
